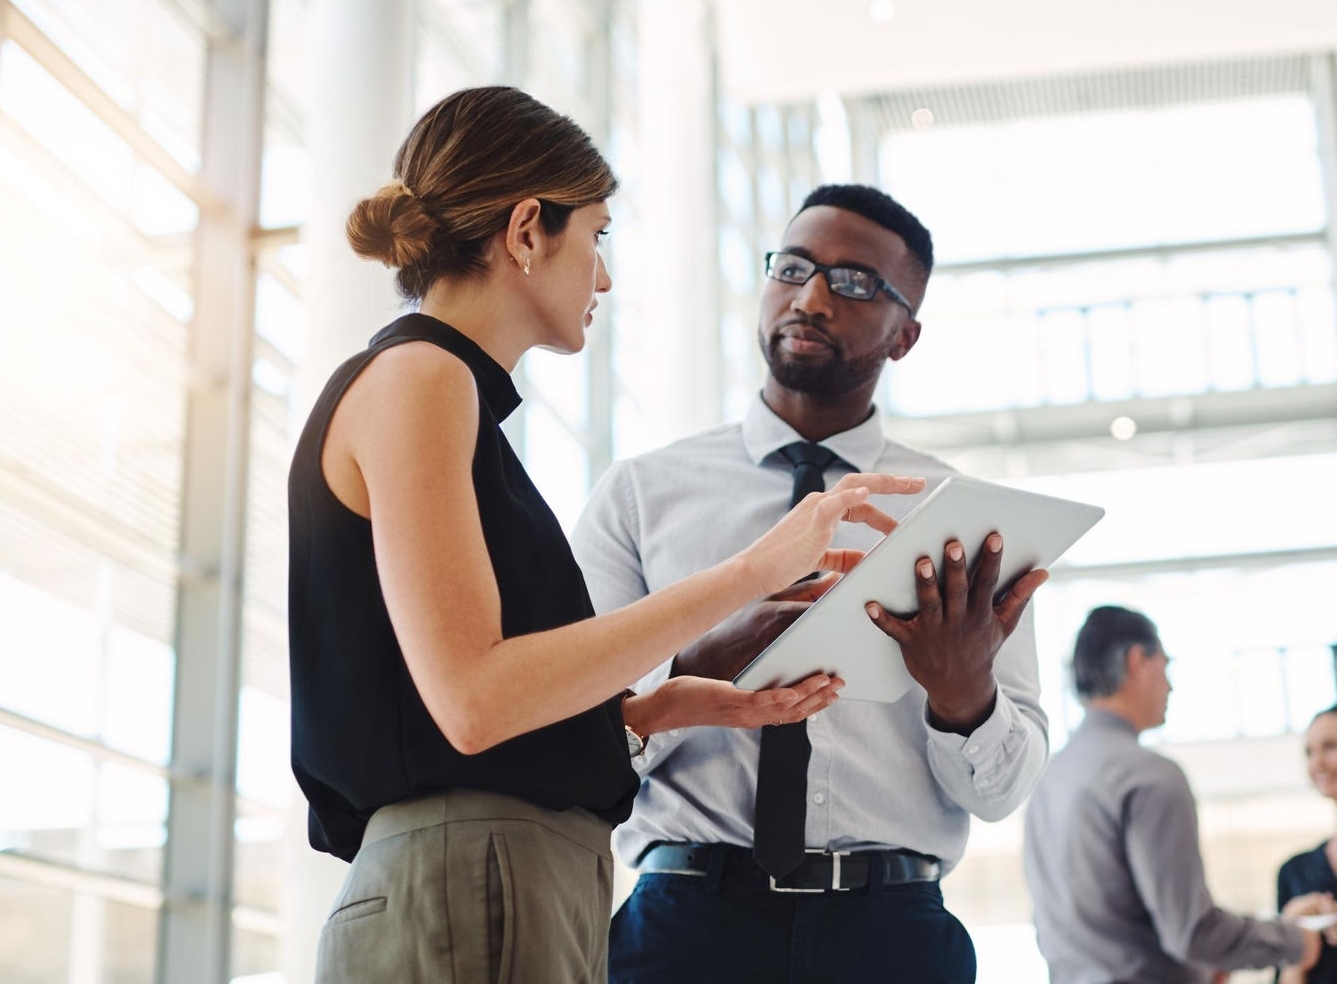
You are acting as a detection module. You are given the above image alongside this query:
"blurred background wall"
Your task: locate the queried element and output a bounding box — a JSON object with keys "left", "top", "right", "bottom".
{"left": 1, "top": 0, "right": 1336, "bottom": 981}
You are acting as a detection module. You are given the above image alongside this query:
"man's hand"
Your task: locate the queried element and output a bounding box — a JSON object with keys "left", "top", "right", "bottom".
{"left": 863, "top": 533, "right": 1048, "bottom": 735}
{"left": 625, "top": 672, "right": 844, "bottom": 735}
{"left": 671, "top": 574, "right": 841, "bottom": 681}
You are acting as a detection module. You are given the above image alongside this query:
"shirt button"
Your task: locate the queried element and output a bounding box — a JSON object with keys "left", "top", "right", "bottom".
{"left": 812, "top": 792, "right": 826, "bottom": 805}
{"left": 669, "top": 729, "right": 682, "bottom": 737}
{"left": 967, "top": 745, "right": 980, "bottom": 755}
{"left": 979, "top": 778, "right": 991, "bottom": 787}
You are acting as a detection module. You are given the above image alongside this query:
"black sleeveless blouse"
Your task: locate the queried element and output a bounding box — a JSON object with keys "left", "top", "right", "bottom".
{"left": 287, "top": 313, "right": 636, "bottom": 861}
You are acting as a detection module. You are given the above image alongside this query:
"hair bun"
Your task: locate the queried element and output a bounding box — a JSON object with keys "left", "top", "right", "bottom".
{"left": 346, "top": 180, "right": 439, "bottom": 269}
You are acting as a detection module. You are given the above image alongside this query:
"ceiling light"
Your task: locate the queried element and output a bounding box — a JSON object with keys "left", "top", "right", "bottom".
{"left": 869, "top": 1, "right": 896, "bottom": 21}
{"left": 910, "top": 107, "right": 934, "bottom": 130}
{"left": 1110, "top": 416, "right": 1138, "bottom": 441}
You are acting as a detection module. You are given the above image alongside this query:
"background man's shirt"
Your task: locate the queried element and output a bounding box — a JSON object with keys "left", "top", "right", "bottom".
{"left": 1024, "top": 709, "right": 1304, "bottom": 983}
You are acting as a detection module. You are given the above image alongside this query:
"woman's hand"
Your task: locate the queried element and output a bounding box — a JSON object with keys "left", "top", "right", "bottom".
{"left": 624, "top": 672, "right": 844, "bottom": 737}
{"left": 1283, "top": 891, "right": 1336, "bottom": 919}
{"left": 1283, "top": 891, "right": 1337, "bottom": 946}
{"left": 737, "top": 472, "right": 925, "bottom": 595}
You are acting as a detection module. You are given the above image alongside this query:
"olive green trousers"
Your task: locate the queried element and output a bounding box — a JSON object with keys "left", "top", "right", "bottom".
{"left": 315, "top": 788, "right": 615, "bottom": 984}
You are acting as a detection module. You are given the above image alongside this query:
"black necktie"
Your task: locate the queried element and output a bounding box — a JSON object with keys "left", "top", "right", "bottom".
{"left": 753, "top": 441, "right": 838, "bottom": 879}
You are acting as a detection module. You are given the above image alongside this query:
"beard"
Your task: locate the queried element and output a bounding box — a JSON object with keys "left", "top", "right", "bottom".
{"left": 761, "top": 331, "right": 889, "bottom": 398}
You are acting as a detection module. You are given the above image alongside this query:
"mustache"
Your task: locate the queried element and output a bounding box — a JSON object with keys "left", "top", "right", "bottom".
{"left": 774, "top": 316, "right": 837, "bottom": 347}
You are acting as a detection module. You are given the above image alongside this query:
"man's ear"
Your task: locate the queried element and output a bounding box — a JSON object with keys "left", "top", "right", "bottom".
{"left": 1125, "top": 644, "right": 1148, "bottom": 679}
{"left": 504, "top": 198, "right": 544, "bottom": 267}
{"left": 888, "top": 319, "right": 921, "bottom": 361}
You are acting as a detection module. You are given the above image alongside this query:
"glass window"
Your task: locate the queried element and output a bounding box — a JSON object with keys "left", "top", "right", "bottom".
{"left": 1036, "top": 559, "right": 1337, "bottom": 747}
{"left": 229, "top": 923, "right": 281, "bottom": 984}
{"left": 0, "top": 727, "right": 166, "bottom": 884}
{"left": 10, "top": 0, "right": 206, "bottom": 171}
{"left": 881, "top": 95, "right": 1325, "bottom": 264}
{"left": 883, "top": 243, "right": 1333, "bottom": 416}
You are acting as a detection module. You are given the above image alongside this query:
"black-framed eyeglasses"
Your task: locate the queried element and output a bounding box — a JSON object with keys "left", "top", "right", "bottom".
{"left": 764, "top": 251, "right": 914, "bottom": 313}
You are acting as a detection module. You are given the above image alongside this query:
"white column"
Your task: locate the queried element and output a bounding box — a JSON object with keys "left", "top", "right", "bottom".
{"left": 1312, "top": 54, "right": 1337, "bottom": 304}
{"left": 845, "top": 98, "right": 882, "bottom": 186}
{"left": 628, "top": 0, "right": 722, "bottom": 444}
{"left": 283, "top": 3, "right": 416, "bottom": 982}
{"left": 159, "top": 0, "right": 267, "bottom": 979}
{"left": 297, "top": 0, "right": 417, "bottom": 412}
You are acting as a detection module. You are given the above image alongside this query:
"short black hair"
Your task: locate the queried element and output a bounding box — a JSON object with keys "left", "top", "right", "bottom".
{"left": 1071, "top": 605, "right": 1161, "bottom": 700}
{"left": 798, "top": 184, "right": 934, "bottom": 277}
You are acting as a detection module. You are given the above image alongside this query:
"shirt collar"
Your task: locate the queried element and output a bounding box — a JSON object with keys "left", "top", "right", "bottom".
{"left": 1081, "top": 707, "right": 1140, "bottom": 738}
{"left": 741, "top": 392, "right": 885, "bottom": 473}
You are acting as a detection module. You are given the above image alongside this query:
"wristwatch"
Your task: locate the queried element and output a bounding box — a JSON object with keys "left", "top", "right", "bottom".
{"left": 621, "top": 689, "right": 647, "bottom": 758}
{"left": 625, "top": 724, "right": 646, "bottom": 757}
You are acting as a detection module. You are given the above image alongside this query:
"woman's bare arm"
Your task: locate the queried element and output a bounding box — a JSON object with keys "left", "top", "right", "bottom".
{"left": 326, "top": 342, "right": 918, "bottom": 753}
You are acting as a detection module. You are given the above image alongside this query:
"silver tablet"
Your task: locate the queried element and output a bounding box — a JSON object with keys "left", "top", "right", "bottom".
{"left": 732, "top": 475, "right": 1105, "bottom": 704}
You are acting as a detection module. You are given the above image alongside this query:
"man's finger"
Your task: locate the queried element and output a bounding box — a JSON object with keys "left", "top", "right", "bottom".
{"left": 913, "top": 556, "right": 944, "bottom": 626}
{"left": 864, "top": 601, "right": 911, "bottom": 644}
{"left": 994, "top": 569, "right": 1050, "bottom": 634}
{"left": 968, "top": 533, "right": 1003, "bottom": 617}
{"left": 941, "top": 541, "right": 969, "bottom": 617}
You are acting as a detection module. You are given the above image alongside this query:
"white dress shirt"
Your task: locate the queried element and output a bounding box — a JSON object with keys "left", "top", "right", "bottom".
{"left": 571, "top": 394, "right": 1049, "bottom": 871}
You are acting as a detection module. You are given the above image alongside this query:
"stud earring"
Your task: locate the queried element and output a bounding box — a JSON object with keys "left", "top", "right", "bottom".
{"left": 524, "top": 256, "right": 531, "bottom": 276}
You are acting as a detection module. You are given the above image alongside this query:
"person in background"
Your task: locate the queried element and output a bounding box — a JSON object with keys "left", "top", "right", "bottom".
{"left": 1024, "top": 605, "right": 1319, "bottom": 984}
{"left": 1276, "top": 705, "right": 1337, "bottom": 983}
{"left": 287, "top": 88, "right": 920, "bottom": 983}
{"left": 573, "top": 183, "right": 1049, "bottom": 983}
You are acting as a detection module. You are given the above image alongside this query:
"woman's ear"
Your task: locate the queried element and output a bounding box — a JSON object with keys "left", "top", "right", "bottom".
{"left": 505, "top": 198, "right": 544, "bottom": 273}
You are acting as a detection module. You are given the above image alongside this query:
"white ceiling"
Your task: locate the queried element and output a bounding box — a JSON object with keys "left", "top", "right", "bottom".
{"left": 714, "top": 0, "right": 1337, "bottom": 103}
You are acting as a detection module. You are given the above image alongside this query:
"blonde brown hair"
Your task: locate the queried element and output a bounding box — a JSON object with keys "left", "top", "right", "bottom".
{"left": 346, "top": 86, "right": 618, "bottom": 301}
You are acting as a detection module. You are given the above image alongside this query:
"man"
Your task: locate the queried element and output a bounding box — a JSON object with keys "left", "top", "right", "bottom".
{"left": 572, "top": 184, "right": 1048, "bottom": 982}
{"left": 1023, "top": 605, "right": 1319, "bottom": 983}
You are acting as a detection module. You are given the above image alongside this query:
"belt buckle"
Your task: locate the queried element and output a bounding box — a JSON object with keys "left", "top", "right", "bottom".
{"left": 767, "top": 849, "right": 848, "bottom": 893}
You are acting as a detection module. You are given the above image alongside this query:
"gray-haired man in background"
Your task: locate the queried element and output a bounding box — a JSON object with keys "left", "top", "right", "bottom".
{"left": 1023, "top": 605, "right": 1319, "bottom": 983}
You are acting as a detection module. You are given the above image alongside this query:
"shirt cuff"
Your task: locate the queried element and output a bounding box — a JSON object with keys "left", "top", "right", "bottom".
{"left": 923, "top": 685, "right": 1016, "bottom": 777}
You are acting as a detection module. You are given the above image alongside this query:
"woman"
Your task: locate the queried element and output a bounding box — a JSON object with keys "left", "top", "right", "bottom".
{"left": 288, "top": 86, "right": 921, "bottom": 983}
{"left": 1278, "top": 705, "right": 1337, "bottom": 983}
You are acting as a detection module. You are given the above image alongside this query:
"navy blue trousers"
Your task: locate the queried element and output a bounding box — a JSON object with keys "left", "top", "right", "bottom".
{"left": 609, "top": 864, "right": 976, "bottom": 984}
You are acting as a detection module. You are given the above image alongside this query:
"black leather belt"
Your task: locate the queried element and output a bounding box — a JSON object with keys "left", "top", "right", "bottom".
{"left": 637, "top": 842, "right": 941, "bottom": 893}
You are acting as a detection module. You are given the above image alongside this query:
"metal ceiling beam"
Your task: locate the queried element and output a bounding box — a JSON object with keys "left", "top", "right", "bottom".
{"left": 0, "top": 2, "right": 222, "bottom": 214}
{"left": 1048, "top": 544, "right": 1337, "bottom": 582}
{"left": 934, "top": 231, "right": 1327, "bottom": 277}
{"left": 0, "top": 851, "right": 164, "bottom": 911}
{"left": 883, "top": 383, "right": 1337, "bottom": 452}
